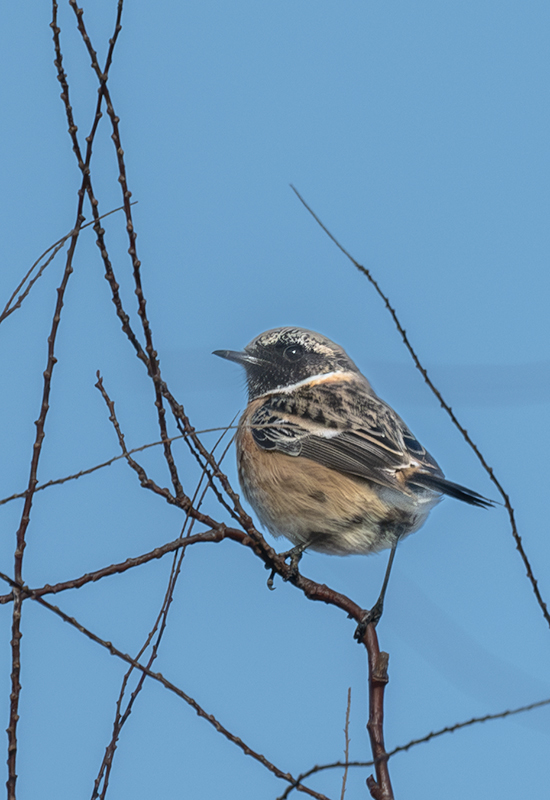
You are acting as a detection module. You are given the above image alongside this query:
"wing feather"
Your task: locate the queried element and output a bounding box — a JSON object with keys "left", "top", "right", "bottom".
{"left": 247, "top": 385, "right": 492, "bottom": 507}
{"left": 248, "top": 391, "right": 442, "bottom": 491}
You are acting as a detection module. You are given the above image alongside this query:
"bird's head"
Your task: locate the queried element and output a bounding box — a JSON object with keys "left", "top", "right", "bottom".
{"left": 213, "top": 327, "right": 367, "bottom": 399}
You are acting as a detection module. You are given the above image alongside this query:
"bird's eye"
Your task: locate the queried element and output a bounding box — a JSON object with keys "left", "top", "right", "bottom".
{"left": 283, "top": 344, "right": 304, "bottom": 362}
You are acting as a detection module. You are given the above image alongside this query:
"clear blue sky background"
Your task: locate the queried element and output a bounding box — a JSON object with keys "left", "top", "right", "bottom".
{"left": 0, "top": 1, "right": 549, "bottom": 798}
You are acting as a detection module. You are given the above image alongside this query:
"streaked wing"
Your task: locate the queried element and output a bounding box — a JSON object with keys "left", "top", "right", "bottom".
{"left": 249, "top": 391, "right": 442, "bottom": 490}
{"left": 301, "top": 430, "right": 422, "bottom": 481}
{"left": 248, "top": 406, "right": 303, "bottom": 456}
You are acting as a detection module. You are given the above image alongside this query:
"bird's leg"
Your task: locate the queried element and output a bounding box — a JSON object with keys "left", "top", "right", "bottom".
{"left": 354, "top": 539, "right": 399, "bottom": 642}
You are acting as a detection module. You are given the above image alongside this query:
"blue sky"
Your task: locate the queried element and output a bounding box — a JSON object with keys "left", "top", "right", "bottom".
{"left": 0, "top": 1, "right": 549, "bottom": 798}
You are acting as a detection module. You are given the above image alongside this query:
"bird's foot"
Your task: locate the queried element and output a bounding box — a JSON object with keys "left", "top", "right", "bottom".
{"left": 279, "top": 544, "right": 306, "bottom": 581}
{"left": 266, "top": 544, "right": 306, "bottom": 589}
{"left": 267, "top": 544, "right": 307, "bottom": 591}
{"left": 353, "top": 597, "right": 384, "bottom": 643}
{"left": 266, "top": 569, "right": 277, "bottom": 590}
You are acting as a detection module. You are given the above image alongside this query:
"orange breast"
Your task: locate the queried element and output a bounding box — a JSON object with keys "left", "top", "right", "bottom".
{"left": 234, "top": 407, "right": 412, "bottom": 555}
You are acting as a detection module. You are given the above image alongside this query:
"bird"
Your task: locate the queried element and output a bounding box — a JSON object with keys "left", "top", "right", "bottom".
{"left": 213, "top": 327, "right": 492, "bottom": 633}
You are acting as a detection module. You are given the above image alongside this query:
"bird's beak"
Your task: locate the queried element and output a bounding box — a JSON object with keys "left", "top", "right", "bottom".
{"left": 212, "top": 349, "right": 263, "bottom": 366}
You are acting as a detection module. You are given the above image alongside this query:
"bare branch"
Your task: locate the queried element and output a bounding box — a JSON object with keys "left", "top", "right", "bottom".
{"left": 340, "top": 688, "right": 351, "bottom": 800}
{"left": 69, "top": 0, "right": 185, "bottom": 504}
{"left": 277, "top": 696, "right": 550, "bottom": 798}
{"left": 92, "top": 418, "right": 236, "bottom": 798}
{"left": 8, "top": 7, "right": 86, "bottom": 791}
{"left": 5, "top": 8, "right": 129, "bottom": 794}
{"left": 0, "top": 203, "right": 135, "bottom": 325}
{"left": 290, "top": 184, "right": 550, "bottom": 631}
{"left": 387, "top": 696, "right": 550, "bottom": 758}
{"left": 0, "top": 426, "right": 239, "bottom": 508}
{"left": 362, "top": 626, "right": 393, "bottom": 799}
{"left": 0, "top": 530, "right": 225, "bottom": 606}
{"left": 63, "top": 0, "right": 255, "bottom": 534}
{"left": 95, "top": 373, "right": 179, "bottom": 505}
{"left": 0, "top": 524, "right": 370, "bottom": 630}
{"left": 31, "top": 593, "right": 332, "bottom": 800}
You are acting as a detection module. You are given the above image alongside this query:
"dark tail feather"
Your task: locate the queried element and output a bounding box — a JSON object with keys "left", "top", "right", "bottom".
{"left": 411, "top": 473, "right": 494, "bottom": 508}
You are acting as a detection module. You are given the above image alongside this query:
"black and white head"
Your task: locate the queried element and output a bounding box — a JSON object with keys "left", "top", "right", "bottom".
{"left": 213, "top": 327, "right": 368, "bottom": 400}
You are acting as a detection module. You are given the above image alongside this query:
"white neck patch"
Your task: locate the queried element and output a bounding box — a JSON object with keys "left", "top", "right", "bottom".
{"left": 260, "top": 370, "right": 357, "bottom": 397}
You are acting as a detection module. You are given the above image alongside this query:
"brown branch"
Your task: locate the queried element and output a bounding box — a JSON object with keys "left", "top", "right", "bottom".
{"left": 0, "top": 524, "right": 369, "bottom": 630}
{"left": 65, "top": 3, "right": 248, "bottom": 545}
{"left": 93, "top": 544, "right": 187, "bottom": 799}
{"left": 0, "top": 530, "right": 224, "bottom": 605}
{"left": 49, "top": 2, "right": 152, "bottom": 394}
{"left": 95, "top": 373, "right": 180, "bottom": 504}
{"left": 94, "top": 368, "right": 256, "bottom": 545}
{"left": 94, "top": 374, "right": 227, "bottom": 532}
{"left": 60, "top": 15, "right": 251, "bottom": 523}
{"left": 5, "top": 8, "right": 128, "bottom": 796}
{"left": 362, "top": 625, "right": 393, "bottom": 800}
{"left": 386, "top": 696, "right": 550, "bottom": 758}
{"left": 0, "top": 503, "right": 374, "bottom": 645}
{"left": 70, "top": 0, "right": 185, "bottom": 505}
{"left": 1, "top": 560, "right": 343, "bottom": 800}
{"left": 92, "top": 420, "right": 236, "bottom": 798}
{"left": 60, "top": 0, "right": 143, "bottom": 379}
{"left": 1, "top": 240, "right": 67, "bottom": 325}
{"left": 92, "top": 208, "right": 246, "bottom": 524}
{"left": 7, "top": 4, "right": 91, "bottom": 790}
{"left": 0, "top": 426, "right": 240, "bottom": 508}
{"left": 340, "top": 688, "right": 351, "bottom": 800}
{"left": 30, "top": 594, "right": 331, "bottom": 800}
{"left": 0, "top": 436, "right": 183, "bottom": 508}
{"left": 0, "top": 203, "right": 134, "bottom": 325}
{"left": 66, "top": 3, "right": 254, "bottom": 533}
{"left": 291, "top": 185, "right": 550, "bottom": 630}
{"left": 163, "top": 392, "right": 253, "bottom": 526}
{"left": 89, "top": 209, "right": 248, "bottom": 525}
{"left": 277, "top": 695, "right": 550, "bottom": 798}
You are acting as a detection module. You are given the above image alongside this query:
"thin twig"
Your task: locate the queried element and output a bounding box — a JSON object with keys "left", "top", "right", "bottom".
{"left": 94, "top": 371, "right": 262, "bottom": 538}
{"left": 70, "top": 0, "right": 185, "bottom": 505}
{"left": 276, "top": 695, "right": 550, "bottom": 798}
{"left": 92, "top": 546, "right": 184, "bottom": 799}
{"left": 0, "top": 523, "right": 368, "bottom": 623}
{"left": 94, "top": 373, "right": 220, "bottom": 529}
{"left": 7, "top": 4, "right": 97, "bottom": 791}
{"left": 94, "top": 549, "right": 188, "bottom": 798}
{"left": 92, "top": 417, "right": 237, "bottom": 798}
{"left": 29, "top": 593, "right": 331, "bottom": 800}
{"left": 65, "top": 2, "right": 254, "bottom": 529}
{"left": 0, "top": 203, "right": 135, "bottom": 325}
{"left": 95, "top": 373, "right": 178, "bottom": 504}
{"left": 0, "top": 426, "right": 238, "bottom": 508}
{"left": 4, "top": 8, "right": 128, "bottom": 795}
{"left": 340, "top": 688, "right": 351, "bottom": 800}
{"left": 68, "top": 3, "right": 247, "bottom": 554}
{"left": 291, "top": 184, "right": 550, "bottom": 630}
{"left": 0, "top": 530, "right": 225, "bottom": 605}
{"left": 387, "top": 696, "right": 550, "bottom": 757}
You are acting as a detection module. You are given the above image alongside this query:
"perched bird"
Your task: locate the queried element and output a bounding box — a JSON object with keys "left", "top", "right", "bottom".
{"left": 214, "top": 327, "right": 491, "bottom": 630}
